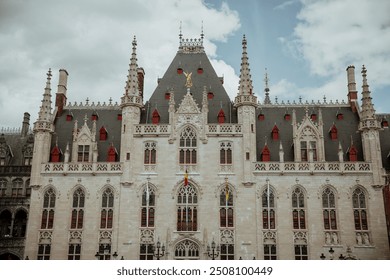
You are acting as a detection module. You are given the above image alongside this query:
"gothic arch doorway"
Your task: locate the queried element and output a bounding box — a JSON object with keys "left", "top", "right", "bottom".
{"left": 173, "top": 239, "right": 200, "bottom": 260}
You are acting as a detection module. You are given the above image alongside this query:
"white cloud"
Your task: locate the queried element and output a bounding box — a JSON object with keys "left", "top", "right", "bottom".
{"left": 276, "top": 0, "right": 390, "bottom": 109}
{"left": 0, "top": 0, "right": 240, "bottom": 128}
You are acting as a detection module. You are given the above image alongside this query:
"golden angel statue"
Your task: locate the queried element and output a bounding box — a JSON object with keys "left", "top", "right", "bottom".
{"left": 184, "top": 71, "right": 193, "bottom": 88}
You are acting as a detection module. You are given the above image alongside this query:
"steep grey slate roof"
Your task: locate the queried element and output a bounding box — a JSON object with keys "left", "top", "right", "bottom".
{"left": 1, "top": 133, "right": 34, "bottom": 166}
{"left": 255, "top": 105, "right": 364, "bottom": 162}
{"left": 141, "top": 51, "right": 236, "bottom": 124}
{"left": 52, "top": 108, "right": 122, "bottom": 162}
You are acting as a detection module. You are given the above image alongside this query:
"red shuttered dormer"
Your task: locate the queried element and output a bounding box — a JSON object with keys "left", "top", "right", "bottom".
{"left": 152, "top": 109, "right": 160, "bottom": 125}
{"left": 218, "top": 109, "right": 225, "bottom": 124}
{"left": 329, "top": 124, "right": 338, "bottom": 140}
{"left": 99, "top": 126, "right": 108, "bottom": 141}
{"left": 261, "top": 144, "right": 270, "bottom": 162}
{"left": 271, "top": 125, "right": 279, "bottom": 141}
{"left": 348, "top": 144, "right": 358, "bottom": 162}
{"left": 50, "top": 145, "right": 61, "bottom": 162}
{"left": 107, "top": 144, "right": 118, "bottom": 162}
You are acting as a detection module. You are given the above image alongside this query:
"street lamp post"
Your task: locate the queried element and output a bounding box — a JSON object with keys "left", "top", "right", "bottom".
{"left": 153, "top": 240, "right": 165, "bottom": 260}
{"left": 207, "top": 240, "right": 220, "bottom": 260}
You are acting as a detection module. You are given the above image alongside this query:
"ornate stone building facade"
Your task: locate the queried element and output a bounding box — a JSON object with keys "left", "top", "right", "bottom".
{"left": 14, "top": 33, "right": 390, "bottom": 260}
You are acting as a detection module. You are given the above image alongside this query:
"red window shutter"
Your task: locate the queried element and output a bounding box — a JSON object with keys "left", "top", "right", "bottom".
{"left": 330, "top": 124, "right": 338, "bottom": 140}
{"left": 107, "top": 145, "right": 117, "bottom": 162}
{"left": 258, "top": 114, "right": 265, "bottom": 121}
{"left": 50, "top": 146, "right": 61, "bottom": 162}
{"left": 349, "top": 145, "right": 357, "bottom": 162}
{"left": 261, "top": 144, "right": 270, "bottom": 162}
{"left": 271, "top": 125, "right": 279, "bottom": 140}
{"left": 218, "top": 109, "right": 225, "bottom": 124}
{"left": 99, "top": 126, "right": 107, "bottom": 141}
{"left": 152, "top": 109, "right": 160, "bottom": 125}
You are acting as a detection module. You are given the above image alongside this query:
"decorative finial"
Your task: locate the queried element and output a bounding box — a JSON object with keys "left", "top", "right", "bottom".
{"left": 264, "top": 68, "right": 271, "bottom": 104}
{"left": 201, "top": 20, "right": 204, "bottom": 40}
{"left": 179, "top": 21, "right": 183, "bottom": 40}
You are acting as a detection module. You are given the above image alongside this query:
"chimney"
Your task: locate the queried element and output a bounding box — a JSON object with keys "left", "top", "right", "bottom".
{"left": 346, "top": 65, "right": 358, "bottom": 112}
{"left": 137, "top": 67, "right": 145, "bottom": 99}
{"left": 21, "top": 112, "right": 30, "bottom": 137}
{"left": 55, "top": 69, "right": 69, "bottom": 116}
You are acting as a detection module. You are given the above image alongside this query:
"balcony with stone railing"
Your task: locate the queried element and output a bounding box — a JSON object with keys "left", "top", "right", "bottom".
{"left": 207, "top": 124, "right": 242, "bottom": 136}
{"left": 42, "top": 162, "right": 123, "bottom": 175}
{"left": 253, "top": 161, "right": 372, "bottom": 175}
{"left": 134, "top": 124, "right": 170, "bottom": 136}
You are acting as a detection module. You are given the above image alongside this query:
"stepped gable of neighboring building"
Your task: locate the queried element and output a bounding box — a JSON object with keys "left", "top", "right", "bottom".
{"left": 255, "top": 103, "right": 364, "bottom": 162}
{"left": 142, "top": 32, "right": 236, "bottom": 124}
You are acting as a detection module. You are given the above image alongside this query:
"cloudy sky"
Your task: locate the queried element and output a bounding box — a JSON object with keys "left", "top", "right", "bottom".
{"left": 1, "top": 0, "right": 389, "bottom": 129}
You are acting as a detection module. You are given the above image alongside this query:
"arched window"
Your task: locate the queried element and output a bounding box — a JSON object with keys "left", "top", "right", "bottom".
{"left": 71, "top": 188, "right": 85, "bottom": 229}
{"left": 41, "top": 188, "right": 56, "bottom": 229}
{"left": 292, "top": 187, "right": 306, "bottom": 229}
{"left": 174, "top": 240, "right": 200, "bottom": 260}
{"left": 177, "top": 184, "right": 198, "bottom": 232}
{"left": 262, "top": 186, "right": 275, "bottom": 230}
{"left": 13, "top": 210, "right": 27, "bottom": 237}
{"left": 218, "top": 109, "right": 225, "bottom": 124}
{"left": 219, "top": 184, "right": 234, "bottom": 228}
{"left": 179, "top": 126, "right": 197, "bottom": 165}
{"left": 352, "top": 187, "right": 368, "bottom": 230}
{"left": 141, "top": 183, "right": 155, "bottom": 227}
{"left": 322, "top": 187, "right": 337, "bottom": 230}
{"left": 100, "top": 188, "right": 114, "bottom": 229}
{"left": 0, "top": 210, "right": 12, "bottom": 237}
{"left": 152, "top": 109, "right": 160, "bottom": 125}
{"left": 99, "top": 126, "right": 108, "bottom": 141}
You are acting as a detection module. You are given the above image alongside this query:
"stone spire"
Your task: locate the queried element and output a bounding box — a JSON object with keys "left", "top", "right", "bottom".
{"left": 360, "top": 65, "right": 376, "bottom": 121}
{"left": 264, "top": 68, "right": 271, "bottom": 104}
{"left": 121, "top": 36, "right": 143, "bottom": 108}
{"left": 234, "top": 35, "right": 257, "bottom": 107}
{"left": 34, "top": 69, "right": 54, "bottom": 132}
{"left": 124, "top": 36, "right": 139, "bottom": 96}
{"left": 238, "top": 35, "right": 253, "bottom": 96}
{"left": 358, "top": 65, "right": 380, "bottom": 130}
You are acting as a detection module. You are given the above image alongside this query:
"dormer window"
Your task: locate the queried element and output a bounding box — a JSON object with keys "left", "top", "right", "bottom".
{"left": 117, "top": 114, "right": 122, "bottom": 120}
{"left": 107, "top": 145, "right": 117, "bottom": 162}
{"left": 177, "top": 68, "right": 183, "bottom": 74}
{"left": 382, "top": 119, "right": 389, "bottom": 128}
{"left": 99, "top": 126, "right": 108, "bottom": 141}
{"left": 261, "top": 144, "right": 270, "bottom": 162}
{"left": 336, "top": 113, "right": 343, "bottom": 120}
{"left": 152, "top": 109, "right": 160, "bottom": 125}
{"left": 348, "top": 145, "right": 357, "bottom": 162}
{"left": 66, "top": 113, "right": 73, "bottom": 121}
{"left": 50, "top": 145, "right": 61, "bottom": 163}
{"left": 271, "top": 125, "right": 279, "bottom": 141}
{"left": 258, "top": 114, "right": 265, "bottom": 121}
{"left": 329, "top": 124, "right": 338, "bottom": 140}
{"left": 207, "top": 92, "right": 214, "bottom": 99}
{"left": 310, "top": 113, "right": 317, "bottom": 121}
{"left": 165, "top": 92, "right": 171, "bottom": 100}
{"left": 284, "top": 113, "right": 291, "bottom": 121}
{"left": 92, "top": 113, "right": 98, "bottom": 121}
{"left": 77, "top": 145, "right": 90, "bottom": 162}
{"left": 218, "top": 109, "right": 225, "bottom": 124}
{"left": 197, "top": 67, "right": 203, "bottom": 74}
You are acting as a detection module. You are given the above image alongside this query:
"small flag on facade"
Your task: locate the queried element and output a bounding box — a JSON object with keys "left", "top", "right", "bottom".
{"left": 184, "top": 168, "right": 188, "bottom": 186}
